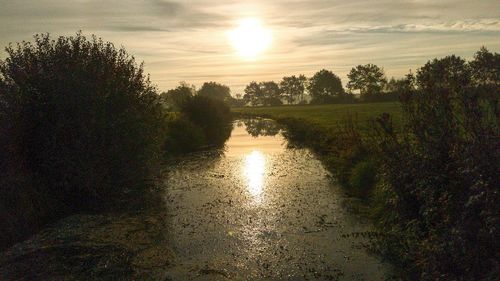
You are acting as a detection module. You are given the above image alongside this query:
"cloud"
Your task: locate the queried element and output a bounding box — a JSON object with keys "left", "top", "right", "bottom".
{"left": 0, "top": 0, "right": 499, "bottom": 94}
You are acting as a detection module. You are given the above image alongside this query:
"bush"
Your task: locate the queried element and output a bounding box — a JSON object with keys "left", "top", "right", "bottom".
{"left": 164, "top": 116, "right": 206, "bottom": 155}
{"left": 348, "top": 159, "right": 377, "bottom": 197}
{"left": 0, "top": 33, "right": 167, "bottom": 249}
{"left": 373, "top": 59, "right": 499, "bottom": 280}
{"left": 180, "top": 95, "right": 232, "bottom": 147}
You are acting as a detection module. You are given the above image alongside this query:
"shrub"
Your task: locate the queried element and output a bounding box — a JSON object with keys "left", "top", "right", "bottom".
{"left": 180, "top": 95, "right": 232, "bottom": 147}
{"left": 164, "top": 116, "right": 206, "bottom": 155}
{"left": 0, "top": 33, "right": 167, "bottom": 249}
{"left": 348, "top": 159, "right": 377, "bottom": 197}
{"left": 373, "top": 56, "right": 500, "bottom": 280}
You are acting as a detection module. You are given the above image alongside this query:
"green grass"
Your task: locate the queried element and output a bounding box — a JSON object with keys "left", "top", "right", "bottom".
{"left": 232, "top": 102, "right": 402, "bottom": 131}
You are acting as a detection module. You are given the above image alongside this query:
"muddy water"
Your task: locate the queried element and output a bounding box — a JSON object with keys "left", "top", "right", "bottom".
{"left": 163, "top": 119, "right": 390, "bottom": 280}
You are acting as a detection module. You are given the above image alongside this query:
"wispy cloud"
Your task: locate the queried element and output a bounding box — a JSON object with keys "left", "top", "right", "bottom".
{"left": 0, "top": 0, "right": 499, "bottom": 93}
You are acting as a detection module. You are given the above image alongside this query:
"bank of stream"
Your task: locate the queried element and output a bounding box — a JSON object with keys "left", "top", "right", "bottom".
{"left": 0, "top": 118, "right": 391, "bottom": 280}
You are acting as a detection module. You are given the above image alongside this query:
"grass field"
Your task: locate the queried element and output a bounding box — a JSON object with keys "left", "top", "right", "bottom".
{"left": 232, "top": 102, "right": 402, "bottom": 131}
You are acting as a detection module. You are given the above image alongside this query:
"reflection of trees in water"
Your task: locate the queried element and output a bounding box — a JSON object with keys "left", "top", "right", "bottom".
{"left": 240, "top": 118, "right": 282, "bottom": 137}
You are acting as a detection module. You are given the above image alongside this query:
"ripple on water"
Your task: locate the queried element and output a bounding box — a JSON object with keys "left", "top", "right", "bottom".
{"left": 163, "top": 119, "right": 391, "bottom": 280}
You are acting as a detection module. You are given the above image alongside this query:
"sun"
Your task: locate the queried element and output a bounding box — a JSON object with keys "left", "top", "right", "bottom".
{"left": 228, "top": 18, "right": 272, "bottom": 60}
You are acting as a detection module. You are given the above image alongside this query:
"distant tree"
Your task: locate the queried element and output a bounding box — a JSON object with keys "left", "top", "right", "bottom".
{"left": 381, "top": 76, "right": 415, "bottom": 101}
{"left": 416, "top": 55, "right": 470, "bottom": 94}
{"left": 197, "top": 81, "right": 231, "bottom": 102}
{"left": 469, "top": 47, "right": 500, "bottom": 93}
{"left": 161, "top": 82, "right": 194, "bottom": 111}
{"left": 280, "top": 75, "right": 307, "bottom": 104}
{"left": 308, "top": 69, "right": 345, "bottom": 104}
{"left": 347, "top": 64, "right": 387, "bottom": 101}
{"left": 261, "top": 81, "right": 282, "bottom": 106}
{"left": 244, "top": 81, "right": 282, "bottom": 106}
{"left": 244, "top": 81, "right": 262, "bottom": 106}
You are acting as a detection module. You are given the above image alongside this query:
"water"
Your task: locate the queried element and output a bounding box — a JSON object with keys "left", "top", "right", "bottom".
{"left": 0, "top": 118, "right": 391, "bottom": 280}
{"left": 163, "top": 119, "right": 390, "bottom": 280}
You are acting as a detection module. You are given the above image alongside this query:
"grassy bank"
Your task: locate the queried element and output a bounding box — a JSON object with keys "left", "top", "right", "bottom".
{"left": 232, "top": 91, "right": 499, "bottom": 280}
{"left": 232, "top": 102, "right": 402, "bottom": 132}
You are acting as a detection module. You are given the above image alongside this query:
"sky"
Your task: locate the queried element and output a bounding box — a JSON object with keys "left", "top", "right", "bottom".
{"left": 0, "top": 0, "right": 499, "bottom": 94}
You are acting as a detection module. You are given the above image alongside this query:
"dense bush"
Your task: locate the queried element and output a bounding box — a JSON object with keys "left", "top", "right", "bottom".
{"left": 348, "top": 159, "right": 377, "bottom": 197}
{"left": 163, "top": 115, "right": 206, "bottom": 155}
{"left": 180, "top": 95, "right": 232, "bottom": 147}
{"left": 372, "top": 55, "right": 499, "bottom": 280}
{"left": 0, "top": 33, "right": 167, "bottom": 249}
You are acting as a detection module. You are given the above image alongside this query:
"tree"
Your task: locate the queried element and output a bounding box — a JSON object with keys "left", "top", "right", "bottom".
{"left": 243, "top": 81, "right": 262, "bottom": 106}
{"left": 469, "top": 47, "right": 500, "bottom": 94}
{"left": 416, "top": 55, "right": 470, "bottom": 94}
{"left": 280, "top": 75, "right": 307, "bottom": 104}
{"left": 308, "top": 69, "right": 345, "bottom": 104}
{"left": 161, "top": 82, "right": 194, "bottom": 111}
{"left": 347, "top": 64, "right": 387, "bottom": 101}
{"left": 382, "top": 76, "right": 415, "bottom": 101}
{"left": 261, "top": 81, "right": 282, "bottom": 106}
{"left": 197, "top": 81, "right": 231, "bottom": 102}
{"left": 244, "top": 81, "right": 282, "bottom": 106}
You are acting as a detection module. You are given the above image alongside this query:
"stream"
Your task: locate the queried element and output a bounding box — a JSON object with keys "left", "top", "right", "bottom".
{"left": 162, "top": 119, "right": 390, "bottom": 280}
{"left": 0, "top": 118, "right": 391, "bottom": 280}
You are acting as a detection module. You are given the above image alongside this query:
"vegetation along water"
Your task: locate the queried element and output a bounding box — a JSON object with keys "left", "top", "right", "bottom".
{"left": 0, "top": 32, "right": 498, "bottom": 281}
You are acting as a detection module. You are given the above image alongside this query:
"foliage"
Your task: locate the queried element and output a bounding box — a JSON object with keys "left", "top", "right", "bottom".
{"left": 160, "top": 82, "right": 194, "bottom": 111}
{"left": 163, "top": 115, "right": 206, "bottom": 155}
{"left": 280, "top": 75, "right": 307, "bottom": 104}
{"left": 180, "top": 95, "right": 232, "bottom": 147}
{"left": 348, "top": 159, "right": 377, "bottom": 197}
{"left": 380, "top": 76, "right": 414, "bottom": 102}
{"left": 234, "top": 47, "right": 499, "bottom": 280}
{"left": 197, "top": 81, "right": 231, "bottom": 102}
{"left": 416, "top": 54, "right": 469, "bottom": 92}
{"left": 243, "top": 81, "right": 283, "bottom": 106}
{"left": 0, "top": 33, "right": 167, "bottom": 249}
{"left": 308, "top": 69, "right": 347, "bottom": 104}
{"left": 372, "top": 53, "right": 500, "bottom": 280}
{"left": 469, "top": 47, "right": 500, "bottom": 98}
{"left": 347, "top": 64, "right": 387, "bottom": 101}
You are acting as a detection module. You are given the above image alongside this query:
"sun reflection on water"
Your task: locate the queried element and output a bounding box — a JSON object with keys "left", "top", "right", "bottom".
{"left": 244, "top": 150, "right": 265, "bottom": 199}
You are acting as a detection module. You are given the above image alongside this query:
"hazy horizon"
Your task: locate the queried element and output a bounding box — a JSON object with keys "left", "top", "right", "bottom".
{"left": 1, "top": 0, "right": 499, "bottom": 94}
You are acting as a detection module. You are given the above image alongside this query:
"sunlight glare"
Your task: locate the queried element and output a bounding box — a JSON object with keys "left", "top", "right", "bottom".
{"left": 228, "top": 18, "right": 272, "bottom": 60}
{"left": 244, "top": 150, "right": 265, "bottom": 198}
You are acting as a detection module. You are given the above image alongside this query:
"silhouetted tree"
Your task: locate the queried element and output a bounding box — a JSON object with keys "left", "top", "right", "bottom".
{"left": 280, "top": 75, "right": 307, "bottom": 104}
{"left": 244, "top": 81, "right": 282, "bottom": 106}
{"left": 469, "top": 47, "right": 500, "bottom": 96}
{"left": 416, "top": 55, "right": 470, "bottom": 93}
{"left": 347, "top": 64, "right": 387, "bottom": 101}
{"left": 243, "top": 81, "right": 262, "bottom": 106}
{"left": 308, "top": 69, "right": 345, "bottom": 104}
{"left": 382, "top": 76, "right": 414, "bottom": 101}
{"left": 161, "top": 82, "right": 194, "bottom": 111}
{"left": 197, "top": 81, "right": 231, "bottom": 102}
{"left": 261, "top": 81, "right": 282, "bottom": 106}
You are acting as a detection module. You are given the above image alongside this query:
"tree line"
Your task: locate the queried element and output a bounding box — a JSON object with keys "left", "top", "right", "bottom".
{"left": 162, "top": 63, "right": 442, "bottom": 107}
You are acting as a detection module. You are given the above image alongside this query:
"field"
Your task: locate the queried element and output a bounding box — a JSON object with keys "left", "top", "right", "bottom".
{"left": 232, "top": 102, "right": 402, "bottom": 131}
